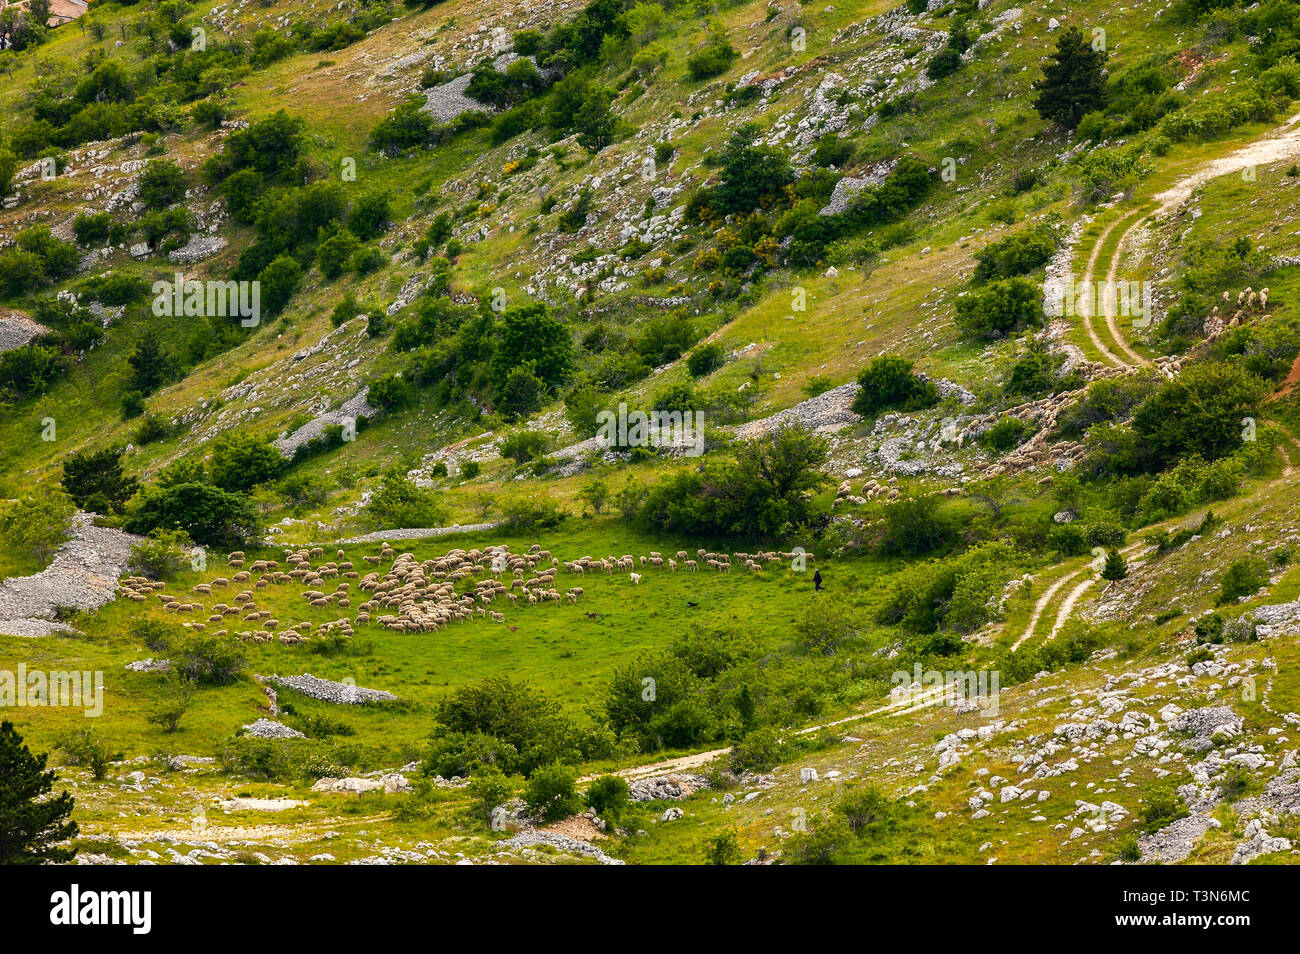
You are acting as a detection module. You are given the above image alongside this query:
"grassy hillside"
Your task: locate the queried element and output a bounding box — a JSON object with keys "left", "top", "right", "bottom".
{"left": 4, "top": 0, "right": 1300, "bottom": 867}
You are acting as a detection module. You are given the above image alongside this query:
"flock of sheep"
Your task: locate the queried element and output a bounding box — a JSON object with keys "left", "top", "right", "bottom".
{"left": 116, "top": 541, "right": 815, "bottom": 646}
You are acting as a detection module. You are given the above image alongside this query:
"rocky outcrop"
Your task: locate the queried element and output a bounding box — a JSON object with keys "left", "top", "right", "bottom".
{"left": 0, "top": 513, "right": 139, "bottom": 637}
{"left": 0, "top": 311, "right": 52, "bottom": 356}
{"left": 264, "top": 672, "right": 398, "bottom": 705}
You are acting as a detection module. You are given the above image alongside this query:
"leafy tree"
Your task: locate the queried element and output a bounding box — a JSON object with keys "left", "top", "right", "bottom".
{"left": 0, "top": 492, "right": 75, "bottom": 564}
{"left": 1132, "top": 361, "right": 1269, "bottom": 466}
{"left": 60, "top": 446, "right": 139, "bottom": 513}
{"left": 491, "top": 303, "right": 574, "bottom": 390}
{"left": 0, "top": 721, "right": 78, "bottom": 865}
{"left": 125, "top": 482, "right": 261, "bottom": 548}
{"left": 1033, "top": 26, "right": 1108, "bottom": 129}
{"left": 207, "top": 430, "right": 283, "bottom": 493}
{"left": 365, "top": 471, "right": 447, "bottom": 529}
{"left": 257, "top": 254, "right": 302, "bottom": 315}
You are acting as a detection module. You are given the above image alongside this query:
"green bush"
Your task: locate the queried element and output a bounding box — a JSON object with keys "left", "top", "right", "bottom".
{"left": 1218, "top": 555, "right": 1269, "bottom": 604}
{"left": 139, "top": 160, "right": 187, "bottom": 209}
{"left": 365, "top": 471, "right": 447, "bottom": 529}
{"left": 125, "top": 482, "right": 261, "bottom": 548}
{"left": 56, "top": 729, "right": 115, "bottom": 781}
{"left": 523, "top": 762, "right": 582, "bottom": 822}
{"left": 686, "top": 341, "right": 726, "bottom": 377}
{"left": 499, "top": 430, "right": 551, "bottom": 463}
{"left": 128, "top": 528, "right": 194, "bottom": 580}
{"left": 585, "top": 774, "right": 630, "bottom": 822}
{"left": 466, "top": 765, "right": 515, "bottom": 826}
{"left": 686, "top": 35, "right": 737, "bottom": 81}
{"left": 1140, "top": 784, "right": 1188, "bottom": 833}
{"left": 954, "top": 277, "right": 1043, "bottom": 339}
{"left": 980, "top": 416, "right": 1030, "bottom": 453}
{"left": 851, "top": 355, "right": 940, "bottom": 419}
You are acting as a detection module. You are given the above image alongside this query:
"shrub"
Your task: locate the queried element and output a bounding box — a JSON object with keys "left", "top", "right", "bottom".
{"left": 0, "top": 492, "right": 75, "bottom": 564}
{"left": 208, "top": 430, "right": 284, "bottom": 493}
{"left": 812, "top": 134, "right": 855, "bottom": 168}
{"left": 1218, "top": 555, "right": 1269, "bottom": 604}
{"left": 128, "top": 528, "right": 194, "bottom": 580}
{"left": 499, "top": 430, "right": 551, "bottom": 463}
{"left": 501, "top": 494, "right": 567, "bottom": 531}
{"left": 138, "top": 160, "right": 187, "bottom": 209}
{"left": 466, "top": 765, "right": 515, "bottom": 826}
{"left": 686, "top": 341, "right": 726, "bottom": 377}
{"left": 433, "top": 677, "right": 579, "bottom": 777}
{"left": 125, "top": 483, "right": 261, "bottom": 548}
{"left": 954, "top": 277, "right": 1043, "bottom": 339}
{"left": 57, "top": 728, "right": 114, "bottom": 781}
{"left": 365, "top": 471, "right": 447, "bottom": 529}
{"left": 980, "top": 416, "right": 1030, "bottom": 453}
{"left": 974, "top": 221, "right": 1058, "bottom": 282}
{"left": 146, "top": 673, "right": 195, "bottom": 732}
{"left": 0, "top": 342, "right": 61, "bottom": 398}
{"left": 585, "top": 774, "right": 630, "bottom": 822}
{"left": 686, "top": 33, "right": 737, "bottom": 81}
{"left": 1133, "top": 361, "right": 1269, "bottom": 467}
{"left": 851, "top": 355, "right": 940, "bottom": 419}
{"left": 73, "top": 212, "right": 113, "bottom": 246}
{"left": 926, "top": 47, "right": 962, "bottom": 80}
{"left": 729, "top": 726, "right": 788, "bottom": 773}
{"left": 635, "top": 425, "right": 828, "bottom": 538}
{"left": 317, "top": 229, "right": 360, "bottom": 279}
{"left": 59, "top": 446, "right": 139, "bottom": 514}
{"left": 1140, "top": 784, "right": 1188, "bottom": 833}
{"left": 705, "top": 829, "right": 743, "bottom": 865}
{"left": 803, "top": 375, "right": 834, "bottom": 398}
{"left": 257, "top": 254, "right": 303, "bottom": 316}
{"left": 367, "top": 373, "right": 415, "bottom": 412}
{"left": 523, "top": 762, "right": 582, "bottom": 822}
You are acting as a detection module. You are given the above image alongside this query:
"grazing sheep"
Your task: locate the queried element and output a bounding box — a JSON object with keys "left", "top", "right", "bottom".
{"left": 669, "top": 559, "right": 677, "bottom": 572}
